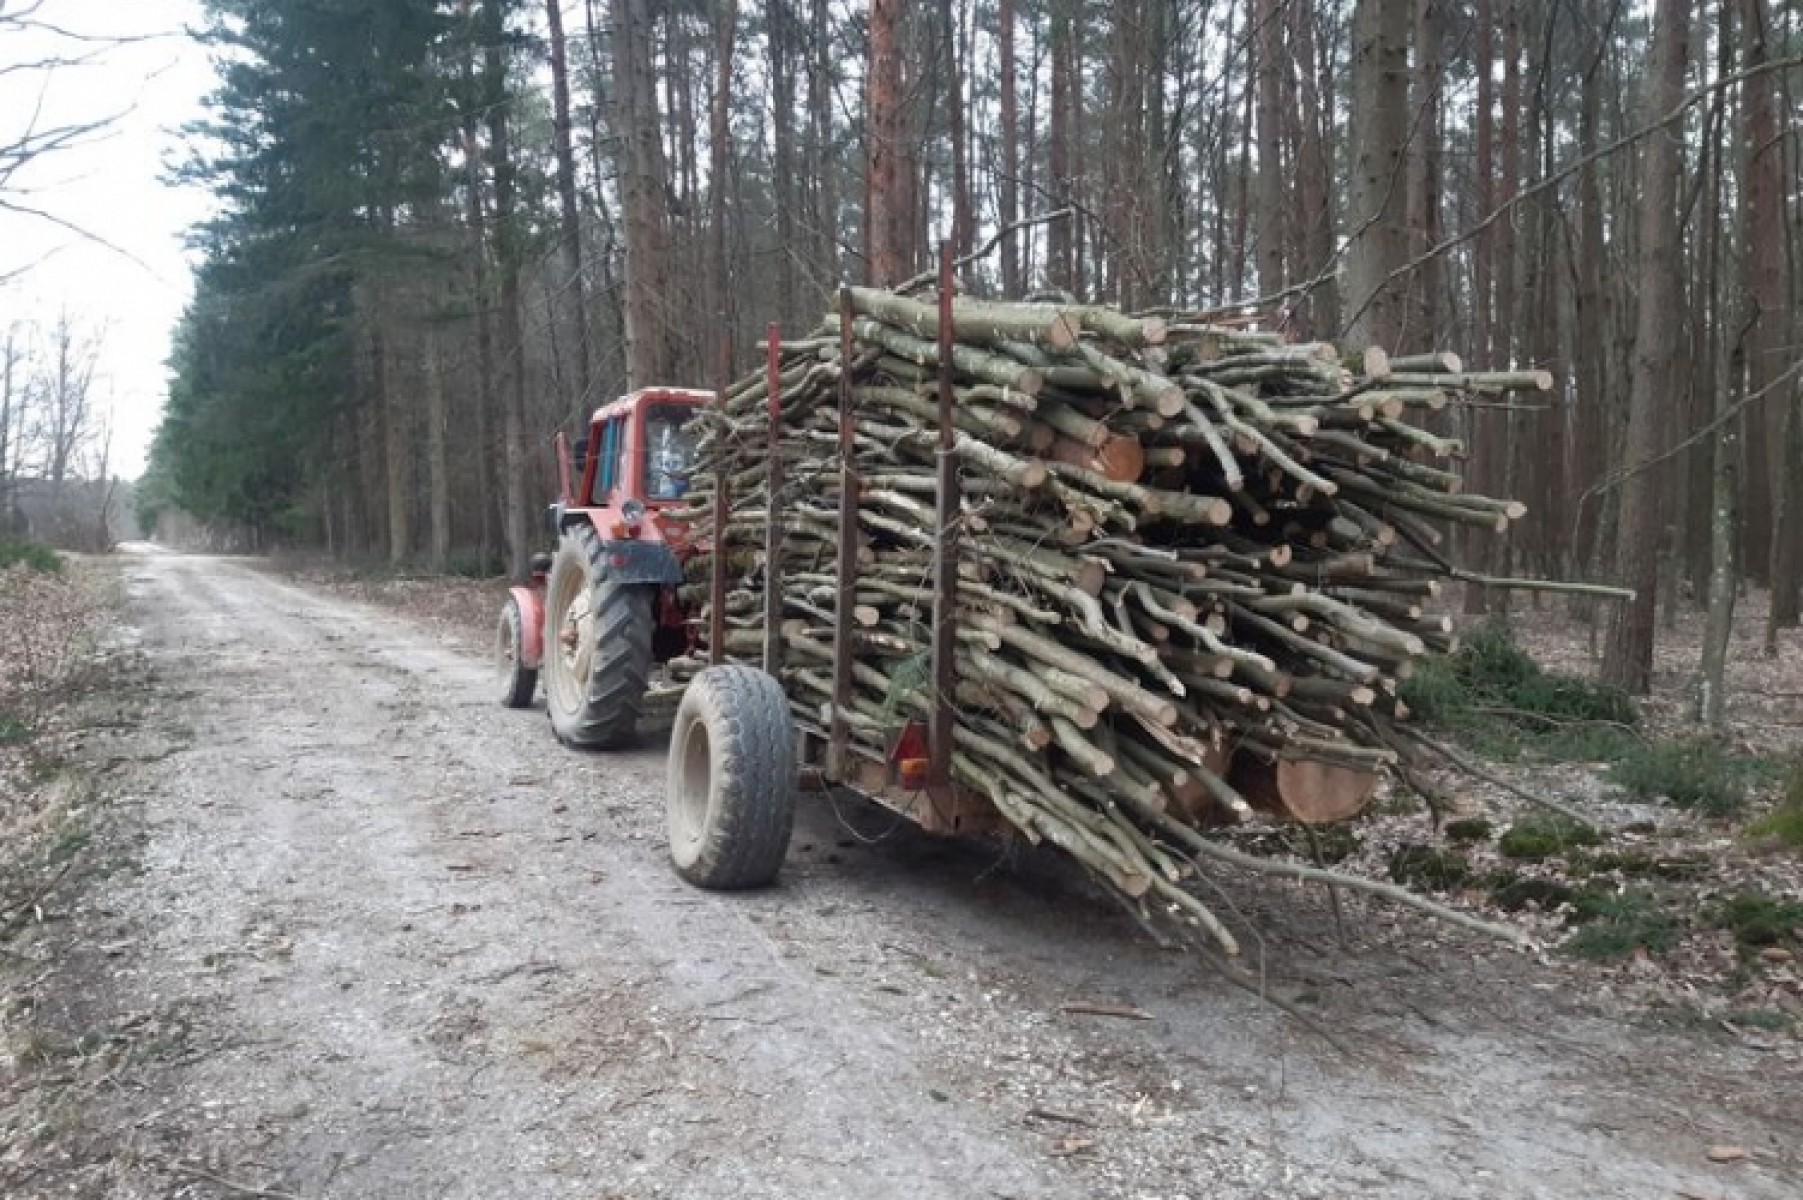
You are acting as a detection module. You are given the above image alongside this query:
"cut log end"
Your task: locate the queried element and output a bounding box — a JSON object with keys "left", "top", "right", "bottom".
{"left": 1231, "top": 756, "right": 1381, "bottom": 826}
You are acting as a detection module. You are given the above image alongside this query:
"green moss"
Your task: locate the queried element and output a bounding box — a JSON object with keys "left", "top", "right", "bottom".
{"left": 1713, "top": 893, "right": 1803, "bottom": 950}
{"left": 1499, "top": 815, "right": 1604, "bottom": 861}
{"left": 1562, "top": 889, "right": 1681, "bottom": 961}
{"left": 1608, "top": 738, "right": 1774, "bottom": 817}
{"left": 1443, "top": 817, "right": 1494, "bottom": 843}
{"left": 1389, "top": 844, "right": 1471, "bottom": 891}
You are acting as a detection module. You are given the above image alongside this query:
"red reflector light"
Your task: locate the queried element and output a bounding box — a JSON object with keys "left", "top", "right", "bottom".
{"left": 610, "top": 553, "right": 628, "bottom": 568}
{"left": 897, "top": 758, "right": 930, "bottom": 790}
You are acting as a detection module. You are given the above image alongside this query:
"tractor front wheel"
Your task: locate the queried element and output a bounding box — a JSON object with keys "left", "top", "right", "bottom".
{"left": 544, "top": 525, "right": 653, "bottom": 748}
{"left": 666, "top": 665, "right": 796, "bottom": 889}
{"left": 497, "top": 594, "right": 538, "bottom": 709}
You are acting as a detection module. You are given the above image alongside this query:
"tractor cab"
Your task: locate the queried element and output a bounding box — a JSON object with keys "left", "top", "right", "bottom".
{"left": 563, "top": 388, "right": 708, "bottom": 535}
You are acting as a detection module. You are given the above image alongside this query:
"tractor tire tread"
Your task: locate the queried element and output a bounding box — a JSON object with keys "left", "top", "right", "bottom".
{"left": 550, "top": 523, "right": 653, "bottom": 749}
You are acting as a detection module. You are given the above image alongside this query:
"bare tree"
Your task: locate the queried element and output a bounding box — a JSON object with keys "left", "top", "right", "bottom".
{"left": 0, "top": 1, "right": 149, "bottom": 280}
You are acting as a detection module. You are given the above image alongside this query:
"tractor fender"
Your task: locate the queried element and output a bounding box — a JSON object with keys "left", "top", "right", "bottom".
{"left": 509, "top": 584, "right": 546, "bottom": 669}
{"left": 593, "top": 538, "right": 685, "bottom": 587}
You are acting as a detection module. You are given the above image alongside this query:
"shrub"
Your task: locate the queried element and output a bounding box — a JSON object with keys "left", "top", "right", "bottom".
{"left": 1486, "top": 871, "right": 1577, "bottom": 913}
{"left": 1401, "top": 621, "right": 1638, "bottom": 763}
{"left": 1714, "top": 893, "right": 1803, "bottom": 950}
{"left": 1608, "top": 738, "right": 1771, "bottom": 817}
{"left": 0, "top": 563, "right": 105, "bottom": 720}
{"left": 1389, "top": 844, "right": 1471, "bottom": 891}
{"left": 1746, "top": 759, "right": 1803, "bottom": 850}
{"left": 1499, "top": 814, "right": 1603, "bottom": 861}
{"left": 0, "top": 540, "right": 62, "bottom": 575}
{"left": 1563, "top": 889, "right": 1681, "bottom": 961}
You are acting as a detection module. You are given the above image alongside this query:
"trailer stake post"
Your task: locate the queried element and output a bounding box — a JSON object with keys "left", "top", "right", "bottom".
{"left": 762, "top": 322, "right": 784, "bottom": 675}
{"left": 828, "top": 288, "right": 859, "bottom": 779}
{"left": 708, "top": 393, "right": 729, "bottom": 666}
{"left": 929, "top": 241, "right": 959, "bottom": 785}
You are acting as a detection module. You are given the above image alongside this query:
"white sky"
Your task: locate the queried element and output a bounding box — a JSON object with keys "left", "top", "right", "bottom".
{"left": 1, "top": 0, "right": 215, "bottom": 479}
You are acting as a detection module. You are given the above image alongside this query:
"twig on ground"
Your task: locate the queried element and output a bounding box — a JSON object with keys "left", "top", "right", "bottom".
{"left": 173, "top": 1165, "right": 310, "bottom": 1200}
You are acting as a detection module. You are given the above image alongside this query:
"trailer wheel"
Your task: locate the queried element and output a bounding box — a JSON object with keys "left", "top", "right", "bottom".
{"left": 497, "top": 595, "right": 538, "bottom": 708}
{"left": 667, "top": 666, "right": 796, "bottom": 889}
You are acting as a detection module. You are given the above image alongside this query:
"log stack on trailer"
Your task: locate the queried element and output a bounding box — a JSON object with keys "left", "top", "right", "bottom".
{"left": 673, "top": 255, "right": 1561, "bottom": 954}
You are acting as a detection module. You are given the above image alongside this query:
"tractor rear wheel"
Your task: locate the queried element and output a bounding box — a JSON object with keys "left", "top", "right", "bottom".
{"left": 666, "top": 665, "right": 796, "bottom": 889}
{"left": 497, "top": 594, "right": 537, "bottom": 709}
{"left": 544, "top": 524, "right": 653, "bottom": 748}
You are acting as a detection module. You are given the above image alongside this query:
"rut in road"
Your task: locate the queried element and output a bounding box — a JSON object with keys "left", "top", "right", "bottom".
{"left": 79, "top": 550, "right": 1796, "bottom": 1200}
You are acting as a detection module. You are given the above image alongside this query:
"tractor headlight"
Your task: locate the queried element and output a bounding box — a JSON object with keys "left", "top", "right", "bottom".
{"left": 621, "top": 498, "right": 647, "bottom": 524}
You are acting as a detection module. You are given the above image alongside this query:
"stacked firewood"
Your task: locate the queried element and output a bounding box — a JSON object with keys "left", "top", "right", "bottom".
{"left": 677, "top": 286, "right": 1553, "bottom": 953}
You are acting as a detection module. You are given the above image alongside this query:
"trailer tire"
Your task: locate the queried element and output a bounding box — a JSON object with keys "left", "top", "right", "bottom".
{"left": 497, "top": 594, "right": 538, "bottom": 709}
{"left": 667, "top": 666, "right": 796, "bottom": 889}
{"left": 545, "top": 524, "right": 653, "bottom": 748}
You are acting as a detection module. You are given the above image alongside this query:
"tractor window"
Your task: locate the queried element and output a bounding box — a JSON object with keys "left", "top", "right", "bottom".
{"left": 593, "top": 418, "right": 620, "bottom": 502}
{"left": 643, "top": 405, "right": 698, "bottom": 501}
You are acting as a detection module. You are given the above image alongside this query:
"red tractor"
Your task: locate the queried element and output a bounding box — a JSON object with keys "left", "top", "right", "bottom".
{"left": 497, "top": 386, "right": 707, "bottom": 742}
{"left": 496, "top": 387, "right": 799, "bottom": 890}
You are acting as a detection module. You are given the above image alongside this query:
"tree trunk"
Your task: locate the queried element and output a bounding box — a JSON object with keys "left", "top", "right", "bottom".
{"left": 1253, "top": 0, "right": 1286, "bottom": 304}
{"left": 808, "top": 0, "right": 838, "bottom": 287}
{"left": 713, "top": 1, "right": 739, "bottom": 379}
{"left": 544, "top": 0, "right": 591, "bottom": 414}
{"left": 378, "top": 319, "right": 409, "bottom": 566}
{"left": 865, "top": 0, "right": 908, "bottom": 284}
{"left": 1601, "top": 0, "right": 1691, "bottom": 693}
{"left": 614, "top": 0, "right": 676, "bottom": 385}
{"left": 484, "top": 0, "right": 531, "bottom": 580}
{"left": 426, "top": 328, "right": 451, "bottom": 573}
{"left": 1046, "top": 0, "right": 1074, "bottom": 292}
{"left": 1569, "top": 5, "right": 1613, "bottom": 585}
{"left": 1291, "top": 0, "right": 1337, "bottom": 335}
{"left": 944, "top": 0, "right": 972, "bottom": 259}
{"left": 1343, "top": 0, "right": 1411, "bottom": 350}
{"left": 1742, "top": 0, "right": 1797, "bottom": 639}
{"left": 998, "top": 0, "right": 1020, "bottom": 295}
{"left": 1405, "top": 0, "right": 1442, "bottom": 350}
{"left": 765, "top": 0, "right": 796, "bottom": 330}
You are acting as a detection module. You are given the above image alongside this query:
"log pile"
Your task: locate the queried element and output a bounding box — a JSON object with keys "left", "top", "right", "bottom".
{"left": 678, "top": 285, "right": 1556, "bottom": 954}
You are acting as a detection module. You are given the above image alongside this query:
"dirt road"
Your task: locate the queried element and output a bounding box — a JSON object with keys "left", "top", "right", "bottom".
{"left": 30, "top": 551, "right": 1797, "bottom": 1198}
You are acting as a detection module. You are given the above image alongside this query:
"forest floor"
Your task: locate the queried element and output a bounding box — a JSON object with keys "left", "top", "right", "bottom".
{"left": 1, "top": 549, "right": 1799, "bottom": 1199}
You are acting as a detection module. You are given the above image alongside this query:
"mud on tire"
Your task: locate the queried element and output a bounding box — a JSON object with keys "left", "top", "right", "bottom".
{"left": 667, "top": 666, "right": 796, "bottom": 889}
{"left": 544, "top": 524, "right": 654, "bottom": 748}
